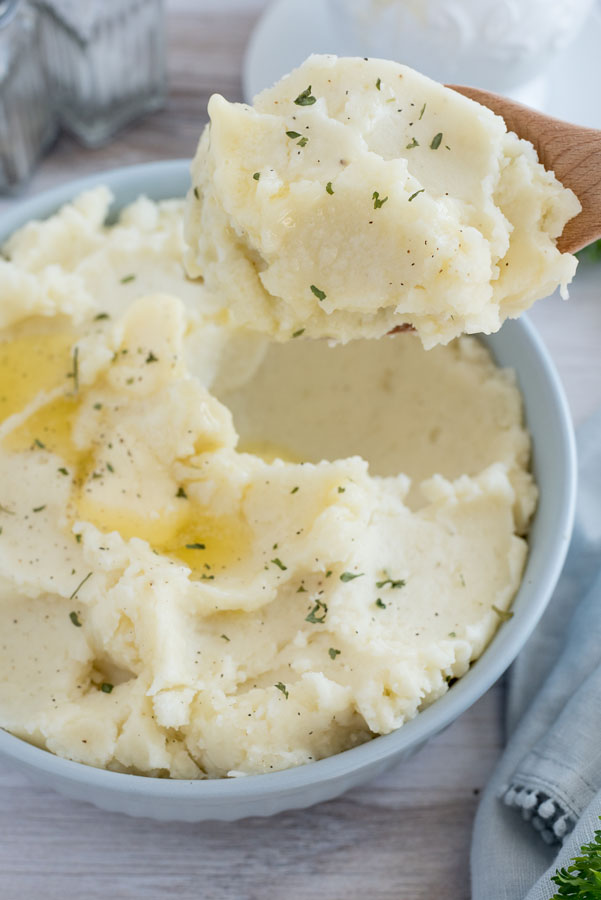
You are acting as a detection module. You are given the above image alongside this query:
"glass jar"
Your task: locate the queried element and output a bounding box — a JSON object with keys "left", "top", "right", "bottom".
{"left": 34, "top": 0, "right": 167, "bottom": 148}
{"left": 0, "top": 0, "right": 59, "bottom": 192}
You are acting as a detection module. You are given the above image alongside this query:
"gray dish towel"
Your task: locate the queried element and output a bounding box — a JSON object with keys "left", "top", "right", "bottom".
{"left": 471, "top": 410, "right": 601, "bottom": 899}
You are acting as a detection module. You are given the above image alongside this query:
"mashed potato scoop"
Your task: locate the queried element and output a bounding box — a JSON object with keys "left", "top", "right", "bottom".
{"left": 185, "top": 55, "right": 581, "bottom": 349}
{"left": 449, "top": 84, "right": 601, "bottom": 256}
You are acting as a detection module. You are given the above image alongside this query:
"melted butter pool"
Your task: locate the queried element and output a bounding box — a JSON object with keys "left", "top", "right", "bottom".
{"left": 0, "top": 331, "right": 75, "bottom": 424}
{"left": 161, "top": 510, "right": 251, "bottom": 576}
{"left": 0, "top": 330, "right": 249, "bottom": 577}
{"left": 77, "top": 497, "right": 250, "bottom": 577}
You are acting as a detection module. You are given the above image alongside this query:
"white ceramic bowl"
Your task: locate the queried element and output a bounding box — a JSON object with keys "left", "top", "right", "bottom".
{"left": 0, "top": 160, "right": 577, "bottom": 821}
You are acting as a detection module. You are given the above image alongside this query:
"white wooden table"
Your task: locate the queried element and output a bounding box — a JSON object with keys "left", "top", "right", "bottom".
{"left": 1, "top": 2, "right": 600, "bottom": 896}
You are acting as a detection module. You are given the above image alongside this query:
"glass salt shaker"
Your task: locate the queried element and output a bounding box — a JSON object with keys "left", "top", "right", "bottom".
{"left": 0, "top": 0, "right": 59, "bottom": 193}
{"left": 33, "top": 0, "right": 167, "bottom": 148}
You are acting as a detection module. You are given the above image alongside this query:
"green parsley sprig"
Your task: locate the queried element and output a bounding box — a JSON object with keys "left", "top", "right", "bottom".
{"left": 68, "top": 346, "right": 79, "bottom": 393}
{"left": 294, "top": 86, "right": 316, "bottom": 106}
{"left": 551, "top": 817, "right": 601, "bottom": 898}
{"left": 492, "top": 604, "right": 514, "bottom": 622}
{"left": 373, "top": 191, "right": 388, "bottom": 209}
{"left": 275, "top": 682, "right": 289, "bottom": 698}
{"left": 306, "top": 599, "right": 328, "bottom": 624}
{"left": 577, "top": 239, "right": 601, "bottom": 263}
{"left": 376, "top": 575, "right": 406, "bottom": 589}
{"left": 340, "top": 571, "right": 363, "bottom": 583}
{"left": 69, "top": 571, "right": 92, "bottom": 601}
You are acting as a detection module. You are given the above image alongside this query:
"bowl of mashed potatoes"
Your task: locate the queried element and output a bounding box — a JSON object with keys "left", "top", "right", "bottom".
{"left": 0, "top": 58, "right": 577, "bottom": 821}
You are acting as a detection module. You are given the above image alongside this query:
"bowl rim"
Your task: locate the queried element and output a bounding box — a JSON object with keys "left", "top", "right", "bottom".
{"left": 0, "top": 160, "right": 577, "bottom": 801}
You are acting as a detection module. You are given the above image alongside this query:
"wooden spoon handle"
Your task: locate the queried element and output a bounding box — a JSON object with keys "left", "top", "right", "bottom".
{"left": 449, "top": 85, "right": 601, "bottom": 254}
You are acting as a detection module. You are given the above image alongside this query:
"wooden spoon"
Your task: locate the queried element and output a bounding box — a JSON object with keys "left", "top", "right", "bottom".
{"left": 449, "top": 85, "right": 601, "bottom": 254}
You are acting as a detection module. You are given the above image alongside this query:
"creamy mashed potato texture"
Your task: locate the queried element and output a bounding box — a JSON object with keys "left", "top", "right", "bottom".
{"left": 185, "top": 54, "right": 580, "bottom": 348}
{"left": 0, "top": 188, "right": 537, "bottom": 778}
